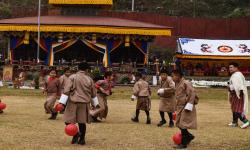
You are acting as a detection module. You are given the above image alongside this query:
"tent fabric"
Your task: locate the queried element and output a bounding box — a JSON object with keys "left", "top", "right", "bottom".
{"left": 10, "top": 36, "right": 24, "bottom": 63}
{"left": 132, "top": 41, "right": 148, "bottom": 64}
{"left": 34, "top": 38, "right": 49, "bottom": 53}
{"left": 50, "top": 39, "right": 78, "bottom": 66}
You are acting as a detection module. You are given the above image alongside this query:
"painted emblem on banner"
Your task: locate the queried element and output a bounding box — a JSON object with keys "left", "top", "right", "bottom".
{"left": 201, "top": 44, "right": 212, "bottom": 53}
{"left": 179, "top": 38, "right": 195, "bottom": 45}
{"left": 218, "top": 45, "right": 233, "bottom": 53}
{"left": 239, "top": 44, "right": 250, "bottom": 53}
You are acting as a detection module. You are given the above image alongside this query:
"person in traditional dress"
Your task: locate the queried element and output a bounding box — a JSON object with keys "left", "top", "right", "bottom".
{"left": 59, "top": 62, "right": 97, "bottom": 145}
{"left": 172, "top": 69, "right": 198, "bottom": 149}
{"left": 43, "top": 70, "right": 60, "bottom": 120}
{"left": 90, "top": 71, "right": 113, "bottom": 122}
{"left": 18, "top": 70, "right": 25, "bottom": 87}
{"left": 131, "top": 72, "right": 151, "bottom": 124}
{"left": 0, "top": 99, "right": 3, "bottom": 114}
{"left": 58, "top": 67, "right": 72, "bottom": 113}
{"left": 228, "top": 62, "right": 249, "bottom": 129}
{"left": 59, "top": 67, "right": 72, "bottom": 94}
{"left": 13, "top": 69, "right": 25, "bottom": 89}
{"left": 157, "top": 68, "right": 176, "bottom": 127}
{"left": 31, "top": 68, "right": 40, "bottom": 89}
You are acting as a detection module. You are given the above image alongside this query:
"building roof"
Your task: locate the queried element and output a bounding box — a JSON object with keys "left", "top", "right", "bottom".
{"left": 0, "top": 16, "right": 172, "bottom": 36}
{"left": 49, "top": 0, "right": 113, "bottom": 5}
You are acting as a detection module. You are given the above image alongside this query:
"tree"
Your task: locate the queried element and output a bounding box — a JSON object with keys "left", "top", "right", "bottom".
{"left": 113, "top": 0, "right": 250, "bottom": 18}
{"left": 0, "top": 3, "right": 11, "bottom": 19}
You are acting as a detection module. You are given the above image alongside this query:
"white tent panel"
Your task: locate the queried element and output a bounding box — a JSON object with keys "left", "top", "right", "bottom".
{"left": 178, "top": 38, "right": 250, "bottom": 56}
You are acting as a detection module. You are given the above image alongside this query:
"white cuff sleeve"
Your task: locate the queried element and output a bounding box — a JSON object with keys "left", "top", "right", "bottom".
{"left": 131, "top": 95, "right": 137, "bottom": 100}
{"left": 157, "top": 88, "right": 165, "bottom": 94}
{"left": 229, "top": 85, "right": 235, "bottom": 91}
{"left": 184, "top": 103, "right": 194, "bottom": 111}
{"left": 92, "top": 96, "right": 99, "bottom": 107}
{"left": 59, "top": 94, "right": 68, "bottom": 105}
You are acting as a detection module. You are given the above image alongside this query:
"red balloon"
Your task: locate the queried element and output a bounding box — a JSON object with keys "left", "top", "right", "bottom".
{"left": 0, "top": 103, "right": 6, "bottom": 110}
{"left": 173, "top": 112, "right": 176, "bottom": 121}
{"left": 54, "top": 103, "right": 64, "bottom": 112}
{"left": 172, "top": 132, "right": 182, "bottom": 145}
{"left": 65, "top": 124, "right": 78, "bottom": 136}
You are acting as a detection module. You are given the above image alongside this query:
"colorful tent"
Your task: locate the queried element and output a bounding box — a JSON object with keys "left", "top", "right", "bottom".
{"left": 0, "top": 1, "right": 172, "bottom": 67}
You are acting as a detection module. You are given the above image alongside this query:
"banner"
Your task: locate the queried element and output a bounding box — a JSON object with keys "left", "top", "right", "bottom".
{"left": 178, "top": 38, "right": 250, "bottom": 56}
{"left": 3, "top": 65, "right": 13, "bottom": 81}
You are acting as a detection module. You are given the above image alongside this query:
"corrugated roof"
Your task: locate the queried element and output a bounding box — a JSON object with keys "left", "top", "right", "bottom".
{"left": 0, "top": 16, "right": 168, "bottom": 29}
{"left": 0, "top": 16, "right": 172, "bottom": 36}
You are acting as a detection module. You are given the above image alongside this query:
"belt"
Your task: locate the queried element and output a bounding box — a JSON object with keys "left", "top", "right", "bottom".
{"left": 138, "top": 96, "right": 149, "bottom": 98}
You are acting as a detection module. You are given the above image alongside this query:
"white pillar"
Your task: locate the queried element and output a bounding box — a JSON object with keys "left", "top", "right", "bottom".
{"left": 132, "top": 0, "right": 135, "bottom": 12}
{"left": 37, "top": 0, "right": 41, "bottom": 63}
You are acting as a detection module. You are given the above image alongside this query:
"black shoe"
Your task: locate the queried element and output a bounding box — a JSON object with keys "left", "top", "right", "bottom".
{"left": 78, "top": 135, "right": 86, "bottom": 145}
{"left": 48, "top": 114, "right": 53, "bottom": 119}
{"left": 157, "top": 120, "right": 166, "bottom": 127}
{"left": 187, "top": 135, "right": 195, "bottom": 145}
{"left": 146, "top": 118, "right": 151, "bottom": 124}
{"left": 169, "top": 120, "right": 174, "bottom": 128}
{"left": 71, "top": 133, "right": 80, "bottom": 144}
{"left": 78, "top": 138, "right": 86, "bottom": 145}
{"left": 93, "top": 119, "right": 102, "bottom": 123}
{"left": 173, "top": 144, "right": 187, "bottom": 149}
{"left": 131, "top": 117, "right": 139, "bottom": 123}
{"left": 91, "top": 116, "right": 102, "bottom": 123}
{"left": 49, "top": 112, "right": 58, "bottom": 120}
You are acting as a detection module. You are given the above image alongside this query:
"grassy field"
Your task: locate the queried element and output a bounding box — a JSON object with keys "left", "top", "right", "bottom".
{"left": 0, "top": 87, "right": 250, "bottom": 150}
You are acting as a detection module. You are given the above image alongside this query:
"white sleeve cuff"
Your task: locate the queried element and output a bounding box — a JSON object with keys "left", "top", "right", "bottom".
{"left": 157, "top": 88, "right": 165, "bottom": 94}
{"left": 92, "top": 96, "right": 99, "bottom": 107}
{"left": 59, "top": 94, "right": 68, "bottom": 105}
{"left": 184, "top": 103, "right": 194, "bottom": 111}
{"left": 229, "top": 85, "right": 235, "bottom": 91}
{"left": 131, "top": 95, "right": 137, "bottom": 100}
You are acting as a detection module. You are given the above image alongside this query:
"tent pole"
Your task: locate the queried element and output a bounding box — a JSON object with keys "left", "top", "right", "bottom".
{"left": 7, "top": 37, "right": 10, "bottom": 64}
{"left": 37, "top": 0, "right": 41, "bottom": 64}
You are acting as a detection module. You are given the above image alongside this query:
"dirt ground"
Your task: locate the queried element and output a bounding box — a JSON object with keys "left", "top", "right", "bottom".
{"left": 0, "top": 87, "right": 250, "bottom": 150}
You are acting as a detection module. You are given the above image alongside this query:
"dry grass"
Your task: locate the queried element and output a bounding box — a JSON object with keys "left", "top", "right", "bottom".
{"left": 0, "top": 87, "right": 250, "bottom": 150}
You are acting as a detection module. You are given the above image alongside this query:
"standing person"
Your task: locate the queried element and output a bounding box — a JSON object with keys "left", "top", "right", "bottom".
{"left": 228, "top": 62, "right": 249, "bottom": 128}
{"left": 0, "top": 99, "right": 4, "bottom": 114}
{"left": 58, "top": 67, "right": 72, "bottom": 114}
{"left": 32, "top": 67, "right": 40, "bottom": 89}
{"left": 90, "top": 71, "right": 113, "bottom": 122}
{"left": 18, "top": 69, "right": 25, "bottom": 87}
{"left": 172, "top": 69, "right": 198, "bottom": 149}
{"left": 131, "top": 72, "right": 151, "bottom": 124}
{"left": 59, "top": 67, "right": 72, "bottom": 94}
{"left": 59, "top": 62, "right": 97, "bottom": 145}
{"left": 157, "top": 68, "right": 176, "bottom": 127}
{"left": 44, "top": 69, "right": 60, "bottom": 120}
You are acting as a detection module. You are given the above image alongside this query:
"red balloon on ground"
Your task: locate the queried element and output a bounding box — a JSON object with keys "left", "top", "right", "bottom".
{"left": 0, "top": 103, "right": 6, "bottom": 110}
{"left": 54, "top": 103, "right": 64, "bottom": 112}
{"left": 173, "top": 112, "right": 176, "bottom": 121}
{"left": 172, "top": 132, "right": 182, "bottom": 145}
{"left": 65, "top": 124, "right": 78, "bottom": 136}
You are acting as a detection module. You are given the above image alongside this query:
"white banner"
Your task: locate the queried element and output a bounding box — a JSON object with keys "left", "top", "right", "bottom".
{"left": 178, "top": 38, "right": 250, "bottom": 56}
